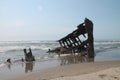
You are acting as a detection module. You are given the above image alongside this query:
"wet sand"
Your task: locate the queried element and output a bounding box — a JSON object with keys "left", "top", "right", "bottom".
{"left": 51, "top": 66, "right": 120, "bottom": 80}
{"left": 6, "top": 60, "right": 120, "bottom": 80}
{"left": 1, "top": 48, "right": 120, "bottom": 80}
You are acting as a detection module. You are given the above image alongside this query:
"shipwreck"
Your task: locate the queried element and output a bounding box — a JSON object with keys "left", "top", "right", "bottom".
{"left": 48, "top": 18, "right": 94, "bottom": 58}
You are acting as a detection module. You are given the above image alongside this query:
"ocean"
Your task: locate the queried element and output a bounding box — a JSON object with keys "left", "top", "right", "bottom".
{"left": 0, "top": 41, "right": 59, "bottom": 65}
{"left": 0, "top": 40, "right": 120, "bottom": 79}
{"left": 0, "top": 40, "right": 120, "bottom": 64}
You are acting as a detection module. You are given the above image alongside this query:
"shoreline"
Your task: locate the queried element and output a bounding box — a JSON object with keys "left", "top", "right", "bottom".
{"left": 1, "top": 48, "right": 120, "bottom": 80}
{"left": 6, "top": 60, "right": 120, "bottom": 80}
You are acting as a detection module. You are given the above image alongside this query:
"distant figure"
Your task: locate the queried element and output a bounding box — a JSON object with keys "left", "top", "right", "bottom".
{"left": 7, "top": 58, "right": 11, "bottom": 63}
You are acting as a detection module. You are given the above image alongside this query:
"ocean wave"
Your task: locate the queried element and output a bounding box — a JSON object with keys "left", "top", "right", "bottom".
{"left": 0, "top": 40, "right": 120, "bottom": 65}
{"left": 95, "top": 46, "right": 120, "bottom": 54}
{"left": 0, "top": 41, "right": 59, "bottom": 52}
{"left": 0, "top": 44, "right": 58, "bottom": 53}
{"left": 0, "top": 40, "right": 120, "bottom": 53}
{"left": 94, "top": 41, "right": 120, "bottom": 45}
{"left": 0, "top": 40, "right": 58, "bottom": 44}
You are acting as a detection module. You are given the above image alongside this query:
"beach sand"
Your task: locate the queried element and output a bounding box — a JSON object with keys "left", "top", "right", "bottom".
{"left": 51, "top": 67, "right": 120, "bottom": 80}
{"left": 6, "top": 60, "right": 120, "bottom": 80}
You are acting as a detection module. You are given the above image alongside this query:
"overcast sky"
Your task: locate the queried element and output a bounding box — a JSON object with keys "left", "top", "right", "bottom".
{"left": 0, "top": 0, "right": 120, "bottom": 41}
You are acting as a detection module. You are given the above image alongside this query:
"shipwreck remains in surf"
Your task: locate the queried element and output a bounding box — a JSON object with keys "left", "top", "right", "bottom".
{"left": 24, "top": 48, "right": 35, "bottom": 62}
{"left": 49, "top": 18, "right": 94, "bottom": 58}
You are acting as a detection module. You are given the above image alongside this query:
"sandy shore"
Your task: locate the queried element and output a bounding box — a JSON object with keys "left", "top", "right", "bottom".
{"left": 6, "top": 60, "right": 120, "bottom": 80}
{"left": 51, "top": 67, "right": 120, "bottom": 80}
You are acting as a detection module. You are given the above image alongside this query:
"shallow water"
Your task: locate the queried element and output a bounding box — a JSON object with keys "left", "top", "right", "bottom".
{"left": 95, "top": 49, "right": 120, "bottom": 61}
{"left": 0, "top": 59, "right": 61, "bottom": 79}
{"left": 0, "top": 40, "right": 120, "bottom": 79}
{"left": 0, "top": 40, "right": 120, "bottom": 64}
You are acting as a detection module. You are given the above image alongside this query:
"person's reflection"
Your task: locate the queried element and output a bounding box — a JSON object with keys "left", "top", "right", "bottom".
{"left": 25, "top": 62, "right": 34, "bottom": 73}
{"left": 60, "top": 54, "right": 94, "bottom": 65}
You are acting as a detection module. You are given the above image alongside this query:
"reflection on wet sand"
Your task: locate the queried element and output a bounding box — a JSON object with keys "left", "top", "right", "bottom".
{"left": 25, "top": 62, "right": 35, "bottom": 73}
{"left": 7, "top": 63, "right": 11, "bottom": 70}
{"left": 60, "top": 54, "right": 94, "bottom": 65}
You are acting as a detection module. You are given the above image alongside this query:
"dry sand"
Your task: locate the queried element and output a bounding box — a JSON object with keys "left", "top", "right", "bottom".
{"left": 6, "top": 61, "right": 120, "bottom": 80}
